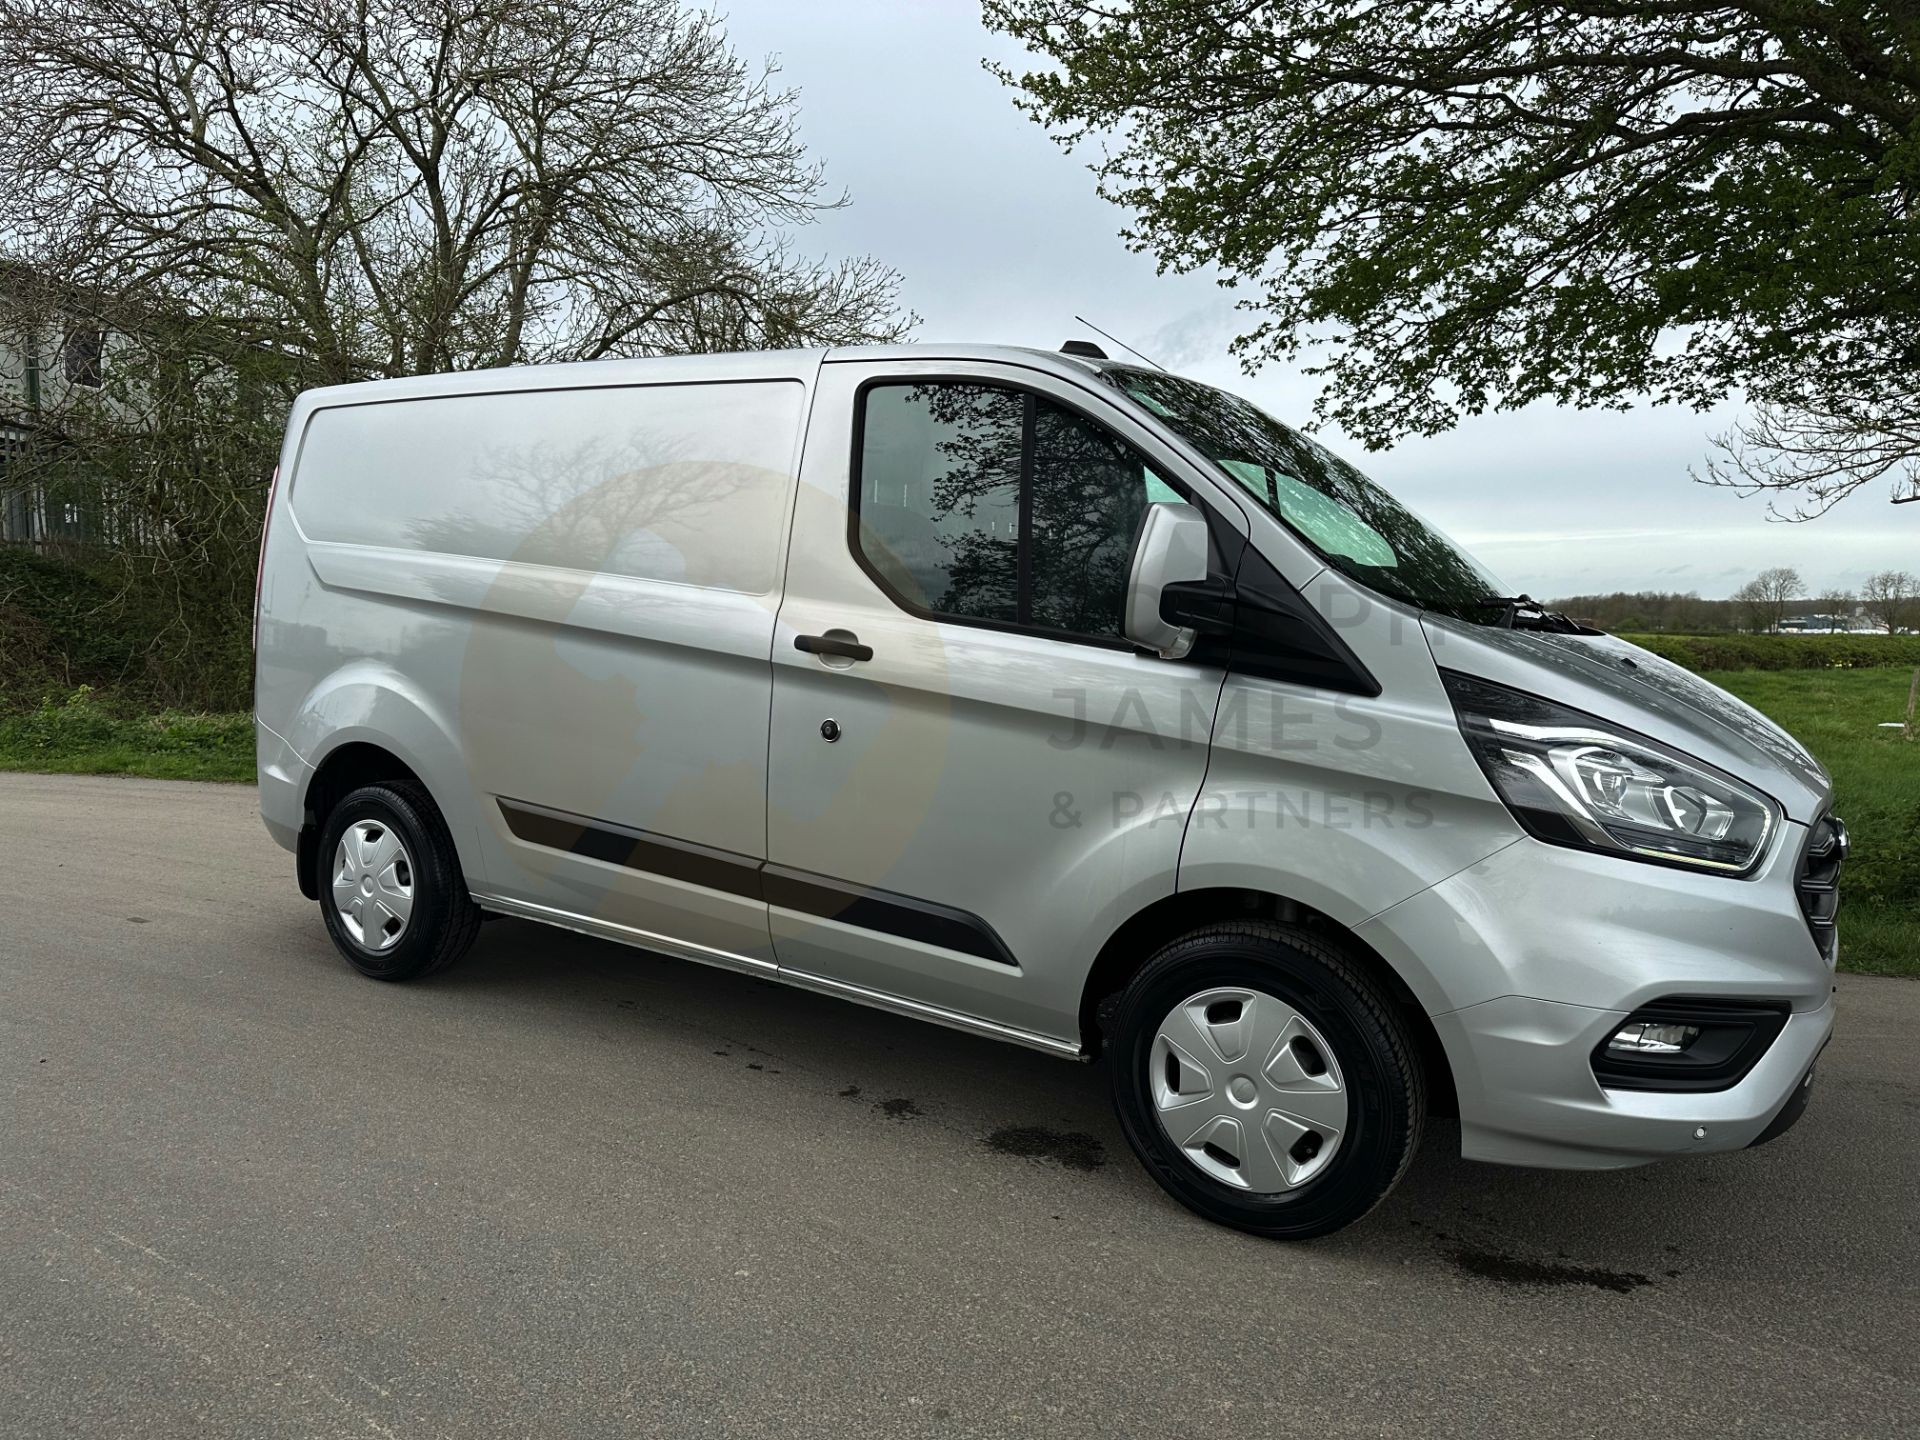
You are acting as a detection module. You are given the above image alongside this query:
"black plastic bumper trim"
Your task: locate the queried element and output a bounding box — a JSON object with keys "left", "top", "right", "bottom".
{"left": 1748, "top": 1053, "right": 1822, "bottom": 1148}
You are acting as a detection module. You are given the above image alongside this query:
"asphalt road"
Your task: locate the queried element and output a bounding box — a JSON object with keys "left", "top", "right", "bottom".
{"left": 2, "top": 772, "right": 1916, "bottom": 1438}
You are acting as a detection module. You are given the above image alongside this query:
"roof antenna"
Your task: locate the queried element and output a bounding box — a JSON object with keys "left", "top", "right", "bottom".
{"left": 1072, "top": 315, "right": 1167, "bottom": 371}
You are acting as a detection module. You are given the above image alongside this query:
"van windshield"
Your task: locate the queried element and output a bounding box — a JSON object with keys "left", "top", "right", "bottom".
{"left": 1110, "top": 370, "right": 1509, "bottom": 620}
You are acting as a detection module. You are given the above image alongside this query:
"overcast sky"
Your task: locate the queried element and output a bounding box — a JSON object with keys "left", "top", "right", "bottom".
{"left": 721, "top": 0, "right": 1913, "bottom": 600}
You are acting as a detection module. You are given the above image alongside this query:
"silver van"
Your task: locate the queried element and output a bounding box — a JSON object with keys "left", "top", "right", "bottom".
{"left": 255, "top": 343, "right": 1843, "bottom": 1238}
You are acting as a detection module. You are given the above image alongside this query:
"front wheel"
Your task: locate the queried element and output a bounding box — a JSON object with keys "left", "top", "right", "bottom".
{"left": 318, "top": 782, "right": 481, "bottom": 981}
{"left": 1107, "top": 921, "right": 1425, "bottom": 1240}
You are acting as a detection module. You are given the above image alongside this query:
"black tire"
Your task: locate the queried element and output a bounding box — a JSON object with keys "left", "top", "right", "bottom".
{"left": 1107, "top": 921, "right": 1424, "bottom": 1240}
{"left": 317, "top": 781, "right": 481, "bottom": 981}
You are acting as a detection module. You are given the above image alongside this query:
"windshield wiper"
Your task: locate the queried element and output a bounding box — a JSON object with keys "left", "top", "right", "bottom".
{"left": 1473, "top": 595, "right": 1598, "bottom": 635}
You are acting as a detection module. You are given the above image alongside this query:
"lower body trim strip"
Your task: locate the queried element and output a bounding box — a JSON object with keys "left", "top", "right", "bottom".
{"left": 471, "top": 892, "right": 1081, "bottom": 1059}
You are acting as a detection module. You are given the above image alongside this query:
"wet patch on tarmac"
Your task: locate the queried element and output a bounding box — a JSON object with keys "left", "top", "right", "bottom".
{"left": 985, "top": 1125, "right": 1106, "bottom": 1172}
{"left": 1450, "top": 1245, "right": 1653, "bottom": 1295}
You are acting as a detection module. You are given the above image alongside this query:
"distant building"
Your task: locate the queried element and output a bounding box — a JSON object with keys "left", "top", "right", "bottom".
{"left": 0, "top": 266, "right": 139, "bottom": 546}
{"left": 1777, "top": 611, "right": 1884, "bottom": 636}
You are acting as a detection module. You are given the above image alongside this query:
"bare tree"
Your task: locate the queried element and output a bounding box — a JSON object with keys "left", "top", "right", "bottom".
{"left": 0, "top": 0, "right": 912, "bottom": 385}
{"left": 1735, "top": 566, "right": 1806, "bottom": 634}
{"left": 0, "top": 0, "right": 913, "bottom": 709}
{"left": 1699, "top": 380, "right": 1920, "bottom": 520}
{"left": 1815, "top": 588, "right": 1856, "bottom": 628}
{"left": 1862, "top": 570, "right": 1917, "bottom": 635}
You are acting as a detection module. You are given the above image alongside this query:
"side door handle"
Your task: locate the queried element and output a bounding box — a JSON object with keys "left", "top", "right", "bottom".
{"left": 794, "top": 632, "right": 874, "bottom": 663}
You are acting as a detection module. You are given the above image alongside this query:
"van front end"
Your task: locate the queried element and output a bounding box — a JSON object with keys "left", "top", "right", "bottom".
{"left": 1353, "top": 622, "right": 1844, "bottom": 1172}
{"left": 1360, "top": 820, "right": 1840, "bottom": 1169}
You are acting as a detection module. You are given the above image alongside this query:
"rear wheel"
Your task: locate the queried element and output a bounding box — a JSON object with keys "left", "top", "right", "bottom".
{"left": 318, "top": 782, "right": 480, "bottom": 981}
{"left": 1107, "top": 921, "right": 1424, "bottom": 1240}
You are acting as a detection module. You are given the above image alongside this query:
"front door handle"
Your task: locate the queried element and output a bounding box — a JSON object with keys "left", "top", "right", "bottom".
{"left": 794, "top": 632, "right": 874, "bottom": 663}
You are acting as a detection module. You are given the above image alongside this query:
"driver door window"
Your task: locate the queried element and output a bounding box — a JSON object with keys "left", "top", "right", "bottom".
{"left": 855, "top": 381, "right": 1180, "bottom": 642}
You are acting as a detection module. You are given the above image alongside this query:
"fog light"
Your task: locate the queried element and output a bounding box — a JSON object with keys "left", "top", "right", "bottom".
{"left": 1591, "top": 999, "right": 1789, "bottom": 1093}
{"left": 1607, "top": 1021, "right": 1700, "bottom": 1054}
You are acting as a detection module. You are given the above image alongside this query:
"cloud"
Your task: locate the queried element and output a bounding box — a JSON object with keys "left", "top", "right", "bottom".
{"left": 1146, "top": 305, "right": 1240, "bottom": 369}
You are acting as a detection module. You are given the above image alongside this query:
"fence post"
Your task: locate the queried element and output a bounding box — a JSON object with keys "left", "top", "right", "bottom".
{"left": 1906, "top": 668, "right": 1918, "bottom": 742}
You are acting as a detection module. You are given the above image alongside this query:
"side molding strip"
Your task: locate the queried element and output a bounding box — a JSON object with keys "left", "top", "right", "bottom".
{"left": 496, "top": 798, "right": 1020, "bottom": 968}
{"left": 776, "top": 968, "right": 1081, "bottom": 1057}
{"left": 760, "top": 864, "right": 1019, "bottom": 969}
{"left": 498, "top": 801, "right": 764, "bottom": 901}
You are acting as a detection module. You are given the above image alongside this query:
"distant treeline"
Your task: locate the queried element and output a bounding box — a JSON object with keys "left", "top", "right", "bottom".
{"left": 1545, "top": 592, "right": 1743, "bottom": 631}
{"left": 1546, "top": 591, "right": 1874, "bottom": 633}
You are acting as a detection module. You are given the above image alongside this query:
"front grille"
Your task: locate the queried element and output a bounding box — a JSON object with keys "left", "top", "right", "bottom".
{"left": 1796, "top": 813, "right": 1846, "bottom": 964}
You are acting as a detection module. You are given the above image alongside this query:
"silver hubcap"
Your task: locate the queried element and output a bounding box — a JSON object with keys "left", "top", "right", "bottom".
{"left": 331, "top": 820, "right": 415, "bottom": 952}
{"left": 1150, "top": 986, "right": 1348, "bottom": 1192}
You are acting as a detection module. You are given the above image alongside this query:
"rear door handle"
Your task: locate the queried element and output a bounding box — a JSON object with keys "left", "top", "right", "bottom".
{"left": 794, "top": 632, "right": 874, "bottom": 663}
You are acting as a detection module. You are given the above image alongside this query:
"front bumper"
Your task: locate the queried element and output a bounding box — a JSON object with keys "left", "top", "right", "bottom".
{"left": 1432, "top": 990, "right": 1833, "bottom": 1168}
{"left": 1355, "top": 829, "right": 1835, "bottom": 1170}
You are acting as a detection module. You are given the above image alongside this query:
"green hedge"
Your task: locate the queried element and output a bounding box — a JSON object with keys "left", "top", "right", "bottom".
{"left": 1618, "top": 632, "right": 1920, "bottom": 672}
{"left": 0, "top": 546, "right": 143, "bottom": 702}
{"left": 0, "top": 545, "right": 253, "bottom": 713}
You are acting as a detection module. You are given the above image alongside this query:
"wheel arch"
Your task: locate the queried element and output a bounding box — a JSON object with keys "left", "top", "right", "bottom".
{"left": 1080, "top": 886, "right": 1458, "bottom": 1118}
{"left": 281, "top": 659, "right": 480, "bottom": 901}
{"left": 296, "top": 742, "right": 429, "bottom": 900}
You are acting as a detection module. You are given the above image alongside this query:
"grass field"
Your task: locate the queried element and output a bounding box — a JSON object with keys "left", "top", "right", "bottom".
{"left": 2, "top": 667, "right": 1912, "bottom": 974}
{"left": 1710, "top": 668, "right": 1917, "bottom": 977}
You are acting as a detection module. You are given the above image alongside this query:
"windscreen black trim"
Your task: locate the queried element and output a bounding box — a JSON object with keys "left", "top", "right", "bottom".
{"left": 1199, "top": 532, "right": 1381, "bottom": 697}
{"left": 496, "top": 798, "right": 1019, "bottom": 968}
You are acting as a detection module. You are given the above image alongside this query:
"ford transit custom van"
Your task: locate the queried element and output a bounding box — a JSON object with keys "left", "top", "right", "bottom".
{"left": 255, "top": 343, "right": 1842, "bottom": 1238}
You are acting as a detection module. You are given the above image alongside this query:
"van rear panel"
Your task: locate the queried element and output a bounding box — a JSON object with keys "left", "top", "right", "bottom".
{"left": 255, "top": 361, "right": 817, "bottom": 960}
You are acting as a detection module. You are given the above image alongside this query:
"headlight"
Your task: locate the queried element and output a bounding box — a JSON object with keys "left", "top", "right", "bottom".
{"left": 1442, "top": 672, "right": 1779, "bottom": 875}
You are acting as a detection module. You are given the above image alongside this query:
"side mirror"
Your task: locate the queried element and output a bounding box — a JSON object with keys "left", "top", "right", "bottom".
{"left": 1123, "top": 502, "right": 1214, "bottom": 658}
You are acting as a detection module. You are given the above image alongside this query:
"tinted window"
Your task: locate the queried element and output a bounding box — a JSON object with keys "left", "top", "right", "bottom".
{"left": 1029, "top": 401, "right": 1156, "bottom": 636}
{"left": 855, "top": 383, "right": 1023, "bottom": 621}
{"left": 856, "top": 381, "right": 1177, "bottom": 640}
{"left": 1113, "top": 370, "right": 1504, "bottom": 617}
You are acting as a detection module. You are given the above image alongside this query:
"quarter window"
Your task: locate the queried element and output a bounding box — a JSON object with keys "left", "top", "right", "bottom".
{"left": 856, "top": 381, "right": 1180, "bottom": 641}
